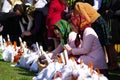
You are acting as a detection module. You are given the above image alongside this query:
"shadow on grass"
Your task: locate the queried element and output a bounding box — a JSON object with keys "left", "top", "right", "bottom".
{"left": 109, "top": 67, "right": 120, "bottom": 80}
{"left": 13, "top": 66, "right": 37, "bottom": 76}
{"left": 0, "top": 59, "right": 4, "bottom": 61}
{"left": 0, "top": 60, "right": 37, "bottom": 77}
{"left": 109, "top": 72, "right": 120, "bottom": 80}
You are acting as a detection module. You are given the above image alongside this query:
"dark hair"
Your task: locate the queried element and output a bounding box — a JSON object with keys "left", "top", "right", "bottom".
{"left": 70, "top": 0, "right": 80, "bottom": 10}
{"left": 13, "top": 4, "right": 24, "bottom": 13}
{"left": 54, "top": 25, "right": 60, "bottom": 31}
{"left": 13, "top": 4, "right": 29, "bottom": 14}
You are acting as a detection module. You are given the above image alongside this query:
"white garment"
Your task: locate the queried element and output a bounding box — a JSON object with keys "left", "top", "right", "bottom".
{"left": 29, "top": 59, "right": 39, "bottom": 72}
{"left": 1, "top": 0, "right": 12, "bottom": 13}
{"left": 27, "top": 0, "right": 33, "bottom": 5}
{"left": 34, "top": 0, "right": 47, "bottom": 8}
{"left": 33, "top": 62, "right": 63, "bottom": 80}
{"left": 1, "top": 0, "right": 22, "bottom": 13}
{"left": 93, "top": 0, "right": 102, "bottom": 11}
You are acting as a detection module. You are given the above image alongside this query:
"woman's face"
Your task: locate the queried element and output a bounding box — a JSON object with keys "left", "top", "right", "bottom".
{"left": 69, "top": 23, "right": 78, "bottom": 33}
{"left": 15, "top": 10, "right": 22, "bottom": 15}
{"left": 54, "top": 29, "right": 62, "bottom": 39}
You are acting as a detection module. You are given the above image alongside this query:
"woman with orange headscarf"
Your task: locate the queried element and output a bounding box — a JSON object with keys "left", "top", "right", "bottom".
{"left": 48, "top": 17, "right": 108, "bottom": 76}
{"left": 72, "top": 1, "right": 119, "bottom": 71}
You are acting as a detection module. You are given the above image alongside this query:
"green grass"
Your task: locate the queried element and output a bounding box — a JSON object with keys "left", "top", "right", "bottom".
{"left": 0, "top": 54, "right": 120, "bottom": 80}
{"left": 0, "top": 60, "right": 36, "bottom": 80}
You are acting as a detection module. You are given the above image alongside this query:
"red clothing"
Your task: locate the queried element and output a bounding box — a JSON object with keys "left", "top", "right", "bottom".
{"left": 46, "top": 0, "right": 66, "bottom": 38}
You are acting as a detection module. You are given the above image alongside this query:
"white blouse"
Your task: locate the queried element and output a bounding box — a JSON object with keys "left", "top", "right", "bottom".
{"left": 34, "top": 0, "right": 47, "bottom": 8}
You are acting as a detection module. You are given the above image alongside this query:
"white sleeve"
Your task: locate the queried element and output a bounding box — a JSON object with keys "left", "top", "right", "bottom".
{"left": 93, "top": 0, "right": 102, "bottom": 11}
{"left": 19, "top": 21, "right": 25, "bottom": 32}
{"left": 27, "top": 15, "right": 33, "bottom": 31}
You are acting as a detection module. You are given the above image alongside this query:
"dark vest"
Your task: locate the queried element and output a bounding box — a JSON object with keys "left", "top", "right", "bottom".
{"left": 108, "top": 0, "right": 120, "bottom": 12}
{"left": 79, "top": 0, "right": 94, "bottom": 6}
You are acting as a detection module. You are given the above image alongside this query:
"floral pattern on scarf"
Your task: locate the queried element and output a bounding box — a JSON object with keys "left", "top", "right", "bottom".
{"left": 70, "top": 14, "right": 91, "bottom": 32}
{"left": 70, "top": 14, "right": 91, "bottom": 47}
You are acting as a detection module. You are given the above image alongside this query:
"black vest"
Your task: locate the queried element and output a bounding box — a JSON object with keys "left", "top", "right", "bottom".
{"left": 79, "top": 0, "right": 94, "bottom": 6}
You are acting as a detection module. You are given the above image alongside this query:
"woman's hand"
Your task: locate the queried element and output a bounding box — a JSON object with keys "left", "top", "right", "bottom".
{"left": 64, "top": 44, "right": 72, "bottom": 54}
{"left": 21, "top": 31, "right": 32, "bottom": 37}
{"left": 47, "top": 52, "right": 57, "bottom": 60}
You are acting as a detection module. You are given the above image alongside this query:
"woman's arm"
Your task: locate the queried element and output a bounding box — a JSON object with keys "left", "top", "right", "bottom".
{"left": 48, "top": 43, "right": 64, "bottom": 59}
{"left": 52, "top": 43, "right": 64, "bottom": 54}
{"left": 72, "top": 28, "right": 96, "bottom": 55}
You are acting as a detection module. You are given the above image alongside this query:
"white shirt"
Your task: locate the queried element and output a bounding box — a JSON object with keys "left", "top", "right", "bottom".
{"left": 34, "top": 0, "right": 47, "bottom": 8}
{"left": 1, "top": 0, "right": 12, "bottom": 13}
{"left": 93, "top": 0, "right": 102, "bottom": 11}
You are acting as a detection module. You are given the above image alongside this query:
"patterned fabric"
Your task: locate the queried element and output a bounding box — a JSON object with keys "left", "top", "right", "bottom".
{"left": 55, "top": 19, "right": 71, "bottom": 45}
{"left": 70, "top": 14, "right": 91, "bottom": 47}
{"left": 70, "top": 14, "right": 91, "bottom": 32}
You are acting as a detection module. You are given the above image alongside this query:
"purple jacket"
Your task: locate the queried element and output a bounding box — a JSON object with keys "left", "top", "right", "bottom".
{"left": 52, "top": 27, "right": 108, "bottom": 69}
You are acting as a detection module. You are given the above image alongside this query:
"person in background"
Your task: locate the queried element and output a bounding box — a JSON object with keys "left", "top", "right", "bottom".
{"left": 21, "top": 0, "right": 28, "bottom": 3}
{"left": 33, "top": 0, "right": 48, "bottom": 8}
{"left": 13, "top": 4, "right": 34, "bottom": 46}
{"left": 67, "top": 0, "right": 102, "bottom": 11}
{"left": 1, "top": 0, "right": 13, "bottom": 13}
{"left": 0, "top": 9, "right": 21, "bottom": 46}
{"left": 79, "top": 0, "right": 102, "bottom": 11}
{"left": 0, "top": 0, "right": 4, "bottom": 11}
{"left": 49, "top": 18, "right": 108, "bottom": 77}
{"left": 98, "top": 0, "right": 120, "bottom": 70}
{"left": 1, "top": 0, "right": 22, "bottom": 13}
{"left": 46, "top": 0, "right": 67, "bottom": 51}
{"left": 21, "top": 6, "right": 48, "bottom": 51}
{"left": 73, "top": 1, "right": 119, "bottom": 71}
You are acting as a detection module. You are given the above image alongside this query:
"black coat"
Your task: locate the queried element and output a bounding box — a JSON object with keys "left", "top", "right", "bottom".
{"left": 0, "top": 12, "right": 21, "bottom": 45}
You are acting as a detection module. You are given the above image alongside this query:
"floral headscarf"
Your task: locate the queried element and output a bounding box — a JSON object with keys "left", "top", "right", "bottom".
{"left": 70, "top": 14, "right": 91, "bottom": 47}
{"left": 55, "top": 19, "right": 71, "bottom": 46}
{"left": 70, "top": 14, "right": 91, "bottom": 32}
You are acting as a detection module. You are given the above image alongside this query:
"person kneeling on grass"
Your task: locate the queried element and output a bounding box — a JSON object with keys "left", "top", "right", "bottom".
{"left": 48, "top": 19, "right": 108, "bottom": 77}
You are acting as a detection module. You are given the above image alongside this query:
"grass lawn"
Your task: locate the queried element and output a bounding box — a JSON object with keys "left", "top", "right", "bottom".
{"left": 0, "top": 54, "right": 120, "bottom": 80}
{"left": 0, "top": 60, "right": 37, "bottom": 80}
